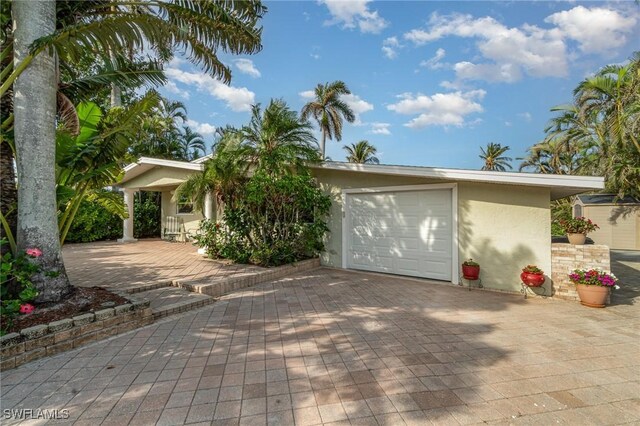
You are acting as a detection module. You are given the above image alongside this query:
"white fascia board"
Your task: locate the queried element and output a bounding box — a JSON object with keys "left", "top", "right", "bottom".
{"left": 120, "top": 157, "right": 203, "bottom": 185}
{"left": 136, "top": 157, "right": 204, "bottom": 171}
{"left": 313, "top": 162, "right": 604, "bottom": 191}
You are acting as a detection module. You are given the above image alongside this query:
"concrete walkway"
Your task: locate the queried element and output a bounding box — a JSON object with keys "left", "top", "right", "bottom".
{"left": 1, "top": 267, "right": 639, "bottom": 425}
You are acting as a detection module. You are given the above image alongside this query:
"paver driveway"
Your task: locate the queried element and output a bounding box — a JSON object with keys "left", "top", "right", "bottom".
{"left": 2, "top": 268, "right": 639, "bottom": 425}
{"left": 62, "top": 240, "right": 264, "bottom": 291}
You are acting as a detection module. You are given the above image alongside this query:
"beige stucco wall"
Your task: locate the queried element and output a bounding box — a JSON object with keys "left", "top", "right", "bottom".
{"left": 457, "top": 182, "right": 551, "bottom": 292}
{"left": 160, "top": 189, "right": 204, "bottom": 236}
{"left": 583, "top": 205, "right": 639, "bottom": 250}
{"left": 121, "top": 167, "right": 194, "bottom": 190}
{"left": 313, "top": 169, "right": 552, "bottom": 293}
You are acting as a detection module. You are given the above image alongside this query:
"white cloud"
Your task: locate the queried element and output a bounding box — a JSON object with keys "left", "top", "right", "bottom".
{"left": 454, "top": 62, "right": 522, "bottom": 83}
{"left": 370, "top": 122, "right": 391, "bottom": 135}
{"left": 387, "top": 90, "right": 486, "bottom": 128}
{"left": 518, "top": 112, "right": 532, "bottom": 122}
{"left": 233, "top": 59, "right": 261, "bottom": 78}
{"left": 164, "top": 81, "right": 190, "bottom": 100}
{"left": 420, "top": 48, "right": 447, "bottom": 69}
{"left": 402, "top": 6, "right": 638, "bottom": 83}
{"left": 165, "top": 66, "right": 255, "bottom": 112}
{"left": 382, "top": 37, "right": 401, "bottom": 59}
{"left": 299, "top": 90, "right": 315, "bottom": 100}
{"left": 310, "top": 53, "right": 321, "bottom": 60}
{"left": 342, "top": 93, "right": 374, "bottom": 115}
{"left": 342, "top": 93, "right": 374, "bottom": 125}
{"left": 545, "top": 6, "right": 637, "bottom": 54}
{"left": 186, "top": 119, "right": 216, "bottom": 136}
{"left": 319, "top": 0, "right": 388, "bottom": 34}
{"left": 404, "top": 13, "right": 567, "bottom": 82}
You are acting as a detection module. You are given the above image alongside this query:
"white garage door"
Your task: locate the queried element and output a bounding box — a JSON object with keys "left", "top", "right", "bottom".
{"left": 345, "top": 189, "right": 453, "bottom": 281}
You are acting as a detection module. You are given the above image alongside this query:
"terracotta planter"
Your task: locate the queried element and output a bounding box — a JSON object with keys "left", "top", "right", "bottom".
{"left": 520, "top": 272, "right": 545, "bottom": 287}
{"left": 567, "top": 233, "right": 587, "bottom": 245}
{"left": 462, "top": 265, "right": 480, "bottom": 280}
{"left": 576, "top": 284, "right": 609, "bottom": 308}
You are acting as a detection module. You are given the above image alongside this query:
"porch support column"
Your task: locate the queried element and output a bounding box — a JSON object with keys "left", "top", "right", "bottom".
{"left": 204, "top": 192, "right": 214, "bottom": 220}
{"left": 118, "top": 188, "right": 138, "bottom": 243}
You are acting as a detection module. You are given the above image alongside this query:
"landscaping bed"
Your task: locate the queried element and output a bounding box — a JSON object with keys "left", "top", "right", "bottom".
{"left": 0, "top": 288, "right": 152, "bottom": 371}
{"left": 3, "top": 286, "right": 128, "bottom": 334}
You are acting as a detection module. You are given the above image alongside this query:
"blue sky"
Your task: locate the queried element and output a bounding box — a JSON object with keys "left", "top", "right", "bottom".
{"left": 160, "top": 1, "right": 639, "bottom": 170}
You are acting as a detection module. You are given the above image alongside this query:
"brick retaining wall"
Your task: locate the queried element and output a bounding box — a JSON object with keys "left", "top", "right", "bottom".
{"left": 551, "top": 243, "right": 610, "bottom": 301}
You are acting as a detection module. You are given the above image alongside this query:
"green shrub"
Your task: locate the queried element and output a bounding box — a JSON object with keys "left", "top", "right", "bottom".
{"left": 65, "top": 191, "right": 161, "bottom": 243}
{"left": 194, "top": 172, "right": 331, "bottom": 267}
{"left": 65, "top": 197, "right": 123, "bottom": 243}
{"left": 133, "top": 193, "right": 161, "bottom": 238}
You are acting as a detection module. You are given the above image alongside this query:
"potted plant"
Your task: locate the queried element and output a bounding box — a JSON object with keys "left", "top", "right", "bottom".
{"left": 462, "top": 259, "right": 480, "bottom": 280}
{"left": 520, "top": 265, "right": 545, "bottom": 287}
{"left": 568, "top": 269, "right": 618, "bottom": 308}
{"left": 557, "top": 217, "right": 599, "bottom": 245}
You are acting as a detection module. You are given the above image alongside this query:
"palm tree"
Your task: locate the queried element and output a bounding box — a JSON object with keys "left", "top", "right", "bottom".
{"left": 175, "top": 132, "right": 248, "bottom": 211}
{"left": 181, "top": 126, "right": 207, "bottom": 160}
{"left": 300, "top": 81, "right": 355, "bottom": 158}
{"left": 239, "top": 99, "right": 320, "bottom": 175}
{"left": 343, "top": 140, "right": 380, "bottom": 164}
{"left": 8, "top": 0, "right": 266, "bottom": 302}
{"left": 12, "top": 0, "right": 71, "bottom": 302}
{"left": 479, "top": 143, "right": 513, "bottom": 171}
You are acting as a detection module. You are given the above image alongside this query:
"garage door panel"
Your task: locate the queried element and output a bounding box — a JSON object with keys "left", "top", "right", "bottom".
{"left": 346, "top": 189, "right": 453, "bottom": 281}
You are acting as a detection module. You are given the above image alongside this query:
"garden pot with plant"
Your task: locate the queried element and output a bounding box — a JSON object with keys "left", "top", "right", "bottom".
{"left": 557, "top": 217, "right": 599, "bottom": 245}
{"left": 568, "top": 269, "right": 618, "bottom": 308}
{"left": 462, "top": 259, "right": 480, "bottom": 280}
{"left": 520, "top": 265, "right": 545, "bottom": 287}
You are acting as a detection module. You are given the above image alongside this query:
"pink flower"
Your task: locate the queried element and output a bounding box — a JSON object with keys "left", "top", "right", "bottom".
{"left": 25, "top": 248, "right": 42, "bottom": 258}
{"left": 19, "top": 304, "right": 35, "bottom": 314}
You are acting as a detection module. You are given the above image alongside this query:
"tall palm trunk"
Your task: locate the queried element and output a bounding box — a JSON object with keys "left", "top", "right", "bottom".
{"left": 320, "top": 128, "right": 327, "bottom": 159}
{"left": 13, "top": 0, "right": 71, "bottom": 302}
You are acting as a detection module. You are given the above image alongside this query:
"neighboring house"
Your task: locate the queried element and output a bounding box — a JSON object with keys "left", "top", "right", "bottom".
{"left": 573, "top": 194, "right": 640, "bottom": 250}
{"left": 118, "top": 157, "right": 603, "bottom": 293}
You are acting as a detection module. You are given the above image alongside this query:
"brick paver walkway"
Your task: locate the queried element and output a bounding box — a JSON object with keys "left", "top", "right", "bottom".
{"left": 2, "top": 267, "right": 639, "bottom": 425}
{"left": 62, "top": 240, "right": 264, "bottom": 290}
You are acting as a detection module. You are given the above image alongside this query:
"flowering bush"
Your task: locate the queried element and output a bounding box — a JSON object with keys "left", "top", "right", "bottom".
{"left": 569, "top": 269, "right": 618, "bottom": 287}
{"left": 557, "top": 217, "right": 599, "bottom": 234}
{"left": 522, "top": 265, "right": 543, "bottom": 274}
{"left": 1, "top": 239, "right": 41, "bottom": 334}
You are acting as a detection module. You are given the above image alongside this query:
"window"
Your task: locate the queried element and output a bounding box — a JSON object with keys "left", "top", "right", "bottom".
{"left": 573, "top": 204, "right": 582, "bottom": 218}
{"left": 177, "top": 195, "right": 194, "bottom": 214}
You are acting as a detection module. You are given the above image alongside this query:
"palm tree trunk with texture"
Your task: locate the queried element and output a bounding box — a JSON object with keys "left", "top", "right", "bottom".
{"left": 13, "top": 0, "right": 72, "bottom": 302}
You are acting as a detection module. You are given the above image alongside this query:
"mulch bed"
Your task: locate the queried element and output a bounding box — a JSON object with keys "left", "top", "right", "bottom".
{"left": 4, "top": 286, "right": 129, "bottom": 334}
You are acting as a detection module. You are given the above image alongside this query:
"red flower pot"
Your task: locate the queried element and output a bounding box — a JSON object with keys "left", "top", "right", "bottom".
{"left": 520, "top": 272, "right": 545, "bottom": 287}
{"left": 462, "top": 265, "right": 480, "bottom": 280}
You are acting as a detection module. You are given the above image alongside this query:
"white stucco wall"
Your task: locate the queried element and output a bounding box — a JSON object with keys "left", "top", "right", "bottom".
{"left": 313, "top": 169, "right": 552, "bottom": 293}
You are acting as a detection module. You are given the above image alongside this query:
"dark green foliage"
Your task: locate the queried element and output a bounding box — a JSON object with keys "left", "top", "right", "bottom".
{"left": 65, "top": 198, "right": 123, "bottom": 243}
{"left": 64, "top": 191, "right": 161, "bottom": 242}
{"left": 134, "top": 193, "right": 161, "bottom": 239}
{"left": 194, "top": 172, "right": 331, "bottom": 267}
{"left": 1, "top": 240, "right": 40, "bottom": 335}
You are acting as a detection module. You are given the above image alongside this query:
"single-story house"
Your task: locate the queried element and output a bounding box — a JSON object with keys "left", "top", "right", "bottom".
{"left": 118, "top": 156, "right": 604, "bottom": 293}
{"left": 573, "top": 194, "right": 640, "bottom": 250}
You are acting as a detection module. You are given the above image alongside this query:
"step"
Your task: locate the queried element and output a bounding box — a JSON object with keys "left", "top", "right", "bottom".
{"left": 139, "top": 286, "right": 216, "bottom": 319}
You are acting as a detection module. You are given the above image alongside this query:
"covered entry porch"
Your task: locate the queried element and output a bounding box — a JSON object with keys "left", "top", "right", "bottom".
{"left": 116, "top": 157, "right": 214, "bottom": 242}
